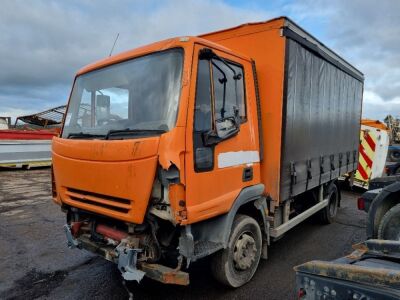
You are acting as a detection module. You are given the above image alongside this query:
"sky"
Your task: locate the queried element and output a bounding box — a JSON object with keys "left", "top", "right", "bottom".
{"left": 0, "top": 0, "right": 399, "bottom": 121}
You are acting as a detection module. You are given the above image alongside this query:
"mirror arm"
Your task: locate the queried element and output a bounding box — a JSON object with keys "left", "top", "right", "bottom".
{"left": 199, "top": 48, "right": 241, "bottom": 80}
{"left": 211, "top": 61, "right": 227, "bottom": 119}
{"left": 221, "top": 79, "right": 226, "bottom": 118}
{"left": 214, "top": 55, "right": 237, "bottom": 78}
{"left": 199, "top": 48, "right": 243, "bottom": 141}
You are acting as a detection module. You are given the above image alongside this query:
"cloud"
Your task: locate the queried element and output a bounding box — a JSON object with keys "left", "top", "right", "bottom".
{"left": 0, "top": 0, "right": 271, "bottom": 119}
{"left": 0, "top": 108, "right": 35, "bottom": 122}
{"left": 363, "top": 90, "right": 400, "bottom": 120}
{"left": 285, "top": 0, "right": 400, "bottom": 119}
{"left": 323, "top": 0, "right": 400, "bottom": 106}
{"left": 0, "top": 0, "right": 399, "bottom": 122}
{"left": 295, "top": 0, "right": 400, "bottom": 101}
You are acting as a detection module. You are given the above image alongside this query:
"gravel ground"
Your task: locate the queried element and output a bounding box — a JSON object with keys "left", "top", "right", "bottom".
{"left": 0, "top": 168, "right": 366, "bottom": 299}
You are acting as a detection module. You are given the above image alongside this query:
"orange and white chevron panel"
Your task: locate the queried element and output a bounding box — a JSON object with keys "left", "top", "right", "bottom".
{"left": 355, "top": 129, "right": 376, "bottom": 182}
{"left": 354, "top": 122, "right": 389, "bottom": 188}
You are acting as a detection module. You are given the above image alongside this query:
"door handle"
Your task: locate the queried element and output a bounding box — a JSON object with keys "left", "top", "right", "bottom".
{"left": 242, "top": 166, "right": 253, "bottom": 182}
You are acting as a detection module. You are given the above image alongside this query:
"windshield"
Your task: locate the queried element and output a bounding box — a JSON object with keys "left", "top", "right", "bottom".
{"left": 62, "top": 48, "right": 183, "bottom": 139}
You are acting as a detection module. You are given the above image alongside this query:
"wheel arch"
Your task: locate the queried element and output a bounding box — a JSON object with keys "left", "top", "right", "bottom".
{"left": 179, "top": 184, "right": 269, "bottom": 261}
{"left": 191, "top": 184, "right": 267, "bottom": 247}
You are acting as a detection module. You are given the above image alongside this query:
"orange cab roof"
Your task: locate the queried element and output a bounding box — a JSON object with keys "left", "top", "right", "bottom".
{"left": 77, "top": 36, "right": 251, "bottom": 76}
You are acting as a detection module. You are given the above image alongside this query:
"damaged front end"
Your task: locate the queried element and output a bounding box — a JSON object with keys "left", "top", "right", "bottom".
{"left": 63, "top": 210, "right": 189, "bottom": 285}
{"left": 52, "top": 122, "right": 192, "bottom": 285}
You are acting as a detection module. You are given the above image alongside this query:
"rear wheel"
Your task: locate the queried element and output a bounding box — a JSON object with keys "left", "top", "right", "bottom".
{"left": 390, "top": 150, "right": 400, "bottom": 162}
{"left": 319, "top": 184, "right": 339, "bottom": 224}
{"left": 378, "top": 204, "right": 400, "bottom": 240}
{"left": 211, "top": 214, "right": 262, "bottom": 288}
{"left": 395, "top": 167, "right": 400, "bottom": 175}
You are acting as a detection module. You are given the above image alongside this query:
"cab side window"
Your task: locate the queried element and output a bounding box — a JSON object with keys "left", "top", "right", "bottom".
{"left": 193, "top": 59, "right": 214, "bottom": 172}
{"left": 212, "top": 60, "right": 246, "bottom": 122}
{"left": 193, "top": 52, "right": 247, "bottom": 172}
{"left": 194, "top": 60, "right": 212, "bottom": 132}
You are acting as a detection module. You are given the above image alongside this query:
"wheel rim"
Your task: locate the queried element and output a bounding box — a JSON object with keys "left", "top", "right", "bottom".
{"left": 233, "top": 232, "right": 257, "bottom": 271}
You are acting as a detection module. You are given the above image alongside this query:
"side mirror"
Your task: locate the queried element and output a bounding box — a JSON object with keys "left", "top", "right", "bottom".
{"left": 203, "top": 116, "right": 239, "bottom": 146}
{"left": 216, "top": 117, "right": 238, "bottom": 139}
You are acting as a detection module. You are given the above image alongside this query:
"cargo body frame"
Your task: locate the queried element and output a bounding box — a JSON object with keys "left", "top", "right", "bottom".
{"left": 201, "top": 17, "right": 364, "bottom": 205}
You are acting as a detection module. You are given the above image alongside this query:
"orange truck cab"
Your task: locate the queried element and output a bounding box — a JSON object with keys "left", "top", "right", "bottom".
{"left": 52, "top": 17, "right": 363, "bottom": 287}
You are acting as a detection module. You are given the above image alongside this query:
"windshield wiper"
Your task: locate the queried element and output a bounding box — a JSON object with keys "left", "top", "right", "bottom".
{"left": 67, "top": 132, "right": 106, "bottom": 139}
{"left": 104, "top": 128, "right": 166, "bottom": 140}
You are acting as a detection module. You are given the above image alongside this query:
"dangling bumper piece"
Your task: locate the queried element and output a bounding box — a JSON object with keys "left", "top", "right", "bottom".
{"left": 63, "top": 224, "right": 189, "bottom": 285}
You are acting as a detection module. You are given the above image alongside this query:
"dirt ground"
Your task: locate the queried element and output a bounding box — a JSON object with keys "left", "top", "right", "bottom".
{"left": 0, "top": 167, "right": 367, "bottom": 300}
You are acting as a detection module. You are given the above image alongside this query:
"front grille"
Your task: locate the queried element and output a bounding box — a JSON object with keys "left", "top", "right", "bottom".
{"left": 65, "top": 188, "right": 132, "bottom": 214}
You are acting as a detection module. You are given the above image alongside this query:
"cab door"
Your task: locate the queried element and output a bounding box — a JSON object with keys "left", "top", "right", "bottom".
{"left": 185, "top": 44, "right": 260, "bottom": 224}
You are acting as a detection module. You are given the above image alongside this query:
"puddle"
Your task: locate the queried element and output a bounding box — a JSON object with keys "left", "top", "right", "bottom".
{"left": 0, "top": 209, "right": 24, "bottom": 217}
{"left": 0, "top": 269, "right": 68, "bottom": 300}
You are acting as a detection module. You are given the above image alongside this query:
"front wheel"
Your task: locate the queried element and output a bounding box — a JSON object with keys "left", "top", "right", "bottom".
{"left": 211, "top": 214, "right": 262, "bottom": 288}
{"left": 378, "top": 204, "right": 400, "bottom": 240}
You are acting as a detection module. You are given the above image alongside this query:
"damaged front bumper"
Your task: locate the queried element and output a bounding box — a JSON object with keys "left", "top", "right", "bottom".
{"left": 64, "top": 224, "right": 189, "bottom": 285}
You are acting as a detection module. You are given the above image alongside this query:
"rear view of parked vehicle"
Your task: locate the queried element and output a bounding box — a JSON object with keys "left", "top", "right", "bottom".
{"left": 295, "top": 240, "right": 400, "bottom": 300}
{"left": 358, "top": 176, "right": 400, "bottom": 240}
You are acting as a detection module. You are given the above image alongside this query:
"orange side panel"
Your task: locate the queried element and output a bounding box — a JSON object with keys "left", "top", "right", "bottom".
{"left": 200, "top": 18, "right": 286, "bottom": 202}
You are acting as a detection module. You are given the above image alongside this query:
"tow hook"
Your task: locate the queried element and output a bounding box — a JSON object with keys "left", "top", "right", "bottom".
{"left": 115, "top": 245, "right": 145, "bottom": 282}
{"left": 64, "top": 224, "right": 81, "bottom": 249}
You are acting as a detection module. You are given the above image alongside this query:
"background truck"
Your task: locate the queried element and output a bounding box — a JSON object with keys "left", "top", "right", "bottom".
{"left": 52, "top": 17, "right": 363, "bottom": 287}
{"left": 0, "top": 117, "right": 11, "bottom": 130}
{"left": 352, "top": 119, "right": 389, "bottom": 188}
{"left": 0, "top": 106, "right": 64, "bottom": 168}
{"left": 295, "top": 240, "right": 400, "bottom": 300}
{"left": 358, "top": 175, "right": 400, "bottom": 240}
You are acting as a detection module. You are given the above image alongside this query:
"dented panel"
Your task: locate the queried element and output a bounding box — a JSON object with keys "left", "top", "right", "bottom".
{"left": 169, "top": 183, "right": 187, "bottom": 222}
{"left": 53, "top": 137, "right": 159, "bottom": 224}
{"left": 158, "top": 126, "right": 187, "bottom": 185}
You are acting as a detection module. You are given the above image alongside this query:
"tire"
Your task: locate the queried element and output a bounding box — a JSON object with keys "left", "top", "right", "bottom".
{"left": 319, "top": 184, "right": 339, "bottom": 224}
{"left": 211, "top": 214, "right": 262, "bottom": 288}
{"left": 378, "top": 203, "right": 400, "bottom": 240}
{"left": 390, "top": 151, "right": 400, "bottom": 162}
{"left": 395, "top": 167, "right": 400, "bottom": 175}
